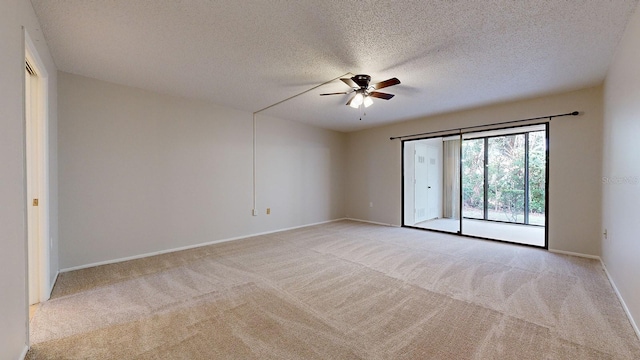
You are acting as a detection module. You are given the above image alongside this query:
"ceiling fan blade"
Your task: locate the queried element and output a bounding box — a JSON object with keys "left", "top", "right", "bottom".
{"left": 369, "top": 91, "right": 395, "bottom": 100}
{"left": 345, "top": 94, "right": 356, "bottom": 106}
{"left": 372, "top": 77, "right": 401, "bottom": 90}
{"left": 320, "top": 92, "right": 350, "bottom": 96}
{"left": 341, "top": 78, "right": 357, "bottom": 88}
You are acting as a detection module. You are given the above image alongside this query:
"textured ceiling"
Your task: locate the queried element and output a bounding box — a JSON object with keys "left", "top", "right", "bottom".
{"left": 31, "top": 0, "right": 639, "bottom": 132}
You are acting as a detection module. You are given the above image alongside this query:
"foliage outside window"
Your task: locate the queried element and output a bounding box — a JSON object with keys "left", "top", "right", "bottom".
{"left": 462, "top": 130, "right": 545, "bottom": 225}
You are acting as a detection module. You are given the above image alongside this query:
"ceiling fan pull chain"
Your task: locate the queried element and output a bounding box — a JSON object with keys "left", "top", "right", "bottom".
{"left": 359, "top": 104, "right": 366, "bottom": 120}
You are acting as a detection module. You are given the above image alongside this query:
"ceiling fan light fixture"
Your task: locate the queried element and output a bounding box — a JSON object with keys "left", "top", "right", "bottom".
{"left": 363, "top": 95, "right": 373, "bottom": 108}
{"left": 323, "top": 74, "right": 400, "bottom": 111}
{"left": 350, "top": 93, "right": 364, "bottom": 108}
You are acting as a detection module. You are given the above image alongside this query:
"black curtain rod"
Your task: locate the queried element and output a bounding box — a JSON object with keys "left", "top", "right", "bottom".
{"left": 389, "top": 111, "right": 579, "bottom": 140}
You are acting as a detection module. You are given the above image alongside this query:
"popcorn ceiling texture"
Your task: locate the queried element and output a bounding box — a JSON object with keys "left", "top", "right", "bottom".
{"left": 31, "top": 0, "right": 638, "bottom": 131}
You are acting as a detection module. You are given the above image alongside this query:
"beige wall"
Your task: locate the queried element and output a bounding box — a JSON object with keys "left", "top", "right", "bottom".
{"left": 256, "top": 113, "right": 346, "bottom": 229}
{"left": 603, "top": 2, "right": 640, "bottom": 335}
{"left": 58, "top": 72, "right": 346, "bottom": 269}
{"left": 0, "top": 0, "right": 58, "bottom": 358}
{"left": 346, "top": 86, "right": 604, "bottom": 255}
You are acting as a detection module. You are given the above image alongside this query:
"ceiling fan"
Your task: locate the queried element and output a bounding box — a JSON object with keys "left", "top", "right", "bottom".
{"left": 320, "top": 74, "right": 401, "bottom": 108}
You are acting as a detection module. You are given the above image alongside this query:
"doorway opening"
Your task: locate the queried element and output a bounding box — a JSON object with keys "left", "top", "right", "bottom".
{"left": 402, "top": 124, "right": 548, "bottom": 248}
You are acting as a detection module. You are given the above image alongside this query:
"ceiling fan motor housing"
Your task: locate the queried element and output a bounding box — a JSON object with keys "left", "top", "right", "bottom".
{"left": 353, "top": 74, "right": 371, "bottom": 88}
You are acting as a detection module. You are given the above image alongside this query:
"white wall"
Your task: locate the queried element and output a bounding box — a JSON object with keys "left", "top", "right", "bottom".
{"left": 347, "top": 86, "right": 604, "bottom": 255}
{"left": 58, "top": 72, "right": 346, "bottom": 269}
{"left": 603, "top": 2, "right": 640, "bottom": 335}
{"left": 0, "top": 0, "right": 58, "bottom": 358}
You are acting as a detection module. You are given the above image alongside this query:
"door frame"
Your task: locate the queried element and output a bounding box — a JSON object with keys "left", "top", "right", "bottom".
{"left": 24, "top": 28, "right": 52, "bottom": 307}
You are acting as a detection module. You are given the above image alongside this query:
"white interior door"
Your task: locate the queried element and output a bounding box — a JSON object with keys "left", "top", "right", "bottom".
{"left": 426, "top": 145, "right": 439, "bottom": 220}
{"left": 414, "top": 143, "right": 429, "bottom": 223}
{"left": 26, "top": 66, "right": 40, "bottom": 305}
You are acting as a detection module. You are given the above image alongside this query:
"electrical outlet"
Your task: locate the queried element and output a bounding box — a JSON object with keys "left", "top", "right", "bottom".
{"left": 266, "top": 208, "right": 271, "bottom": 215}
{"left": 603, "top": 228, "right": 608, "bottom": 240}
{"left": 369, "top": 202, "right": 373, "bottom": 208}
{"left": 252, "top": 209, "right": 258, "bottom": 216}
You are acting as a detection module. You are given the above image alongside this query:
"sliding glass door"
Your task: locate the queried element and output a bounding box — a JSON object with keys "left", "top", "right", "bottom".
{"left": 403, "top": 124, "right": 548, "bottom": 247}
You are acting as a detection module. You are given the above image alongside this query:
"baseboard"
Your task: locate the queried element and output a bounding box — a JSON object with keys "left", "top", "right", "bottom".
{"left": 548, "top": 249, "right": 601, "bottom": 260}
{"left": 60, "top": 218, "right": 347, "bottom": 273}
{"left": 346, "top": 218, "right": 399, "bottom": 227}
{"left": 47, "top": 271, "right": 59, "bottom": 298}
{"left": 534, "top": 248, "right": 639, "bottom": 341}
{"left": 241, "top": 218, "right": 349, "bottom": 238}
{"left": 19, "top": 345, "right": 29, "bottom": 360}
{"left": 600, "top": 260, "right": 640, "bottom": 341}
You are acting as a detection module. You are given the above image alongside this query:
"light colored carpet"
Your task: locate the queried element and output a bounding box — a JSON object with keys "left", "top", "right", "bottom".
{"left": 27, "top": 221, "right": 640, "bottom": 359}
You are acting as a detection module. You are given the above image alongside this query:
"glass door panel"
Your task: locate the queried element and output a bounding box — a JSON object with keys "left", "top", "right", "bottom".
{"left": 403, "top": 135, "right": 461, "bottom": 234}
{"left": 460, "top": 125, "right": 546, "bottom": 247}
{"left": 487, "top": 134, "right": 525, "bottom": 223}
{"left": 528, "top": 131, "right": 546, "bottom": 225}
{"left": 462, "top": 138, "right": 484, "bottom": 220}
